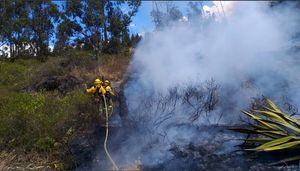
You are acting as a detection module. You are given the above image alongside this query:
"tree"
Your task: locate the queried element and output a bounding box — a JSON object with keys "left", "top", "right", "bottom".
{"left": 151, "top": 1, "right": 183, "bottom": 30}
{"left": 130, "top": 33, "right": 142, "bottom": 48}
{"left": 0, "top": 0, "right": 59, "bottom": 58}
{"left": 28, "top": 0, "right": 59, "bottom": 56}
{"left": 102, "top": 0, "right": 141, "bottom": 44}
{"left": 187, "top": 2, "right": 203, "bottom": 22}
{"left": 81, "top": 0, "right": 141, "bottom": 54}
{"left": 55, "top": 18, "right": 82, "bottom": 52}
{"left": 81, "top": 0, "right": 103, "bottom": 53}
{"left": 0, "top": 0, "right": 14, "bottom": 57}
{"left": 0, "top": 0, "right": 32, "bottom": 57}
{"left": 55, "top": 0, "right": 83, "bottom": 53}
{"left": 0, "top": 0, "right": 141, "bottom": 58}
{"left": 166, "top": 2, "right": 183, "bottom": 22}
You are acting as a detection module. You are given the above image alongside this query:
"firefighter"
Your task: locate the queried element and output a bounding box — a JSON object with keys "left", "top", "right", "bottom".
{"left": 86, "top": 78, "right": 106, "bottom": 113}
{"left": 103, "top": 80, "right": 115, "bottom": 110}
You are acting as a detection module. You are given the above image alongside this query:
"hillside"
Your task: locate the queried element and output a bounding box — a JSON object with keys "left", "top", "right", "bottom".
{"left": 0, "top": 50, "right": 132, "bottom": 170}
{"left": 2, "top": 1, "right": 300, "bottom": 170}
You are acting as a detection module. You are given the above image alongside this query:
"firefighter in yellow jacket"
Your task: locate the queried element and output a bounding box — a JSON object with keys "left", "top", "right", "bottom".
{"left": 86, "top": 78, "right": 106, "bottom": 113}
{"left": 103, "top": 80, "right": 115, "bottom": 110}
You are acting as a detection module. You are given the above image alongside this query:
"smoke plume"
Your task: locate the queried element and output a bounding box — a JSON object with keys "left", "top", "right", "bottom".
{"left": 127, "top": 1, "right": 300, "bottom": 119}
{"left": 113, "top": 1, "right": 300, "bottom": 168}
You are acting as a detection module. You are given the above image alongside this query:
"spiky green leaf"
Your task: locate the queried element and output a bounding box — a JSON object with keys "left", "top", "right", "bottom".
{"left": 270, "top": 155, "right": 300, "bottom": 166}
{"left": 265, "top": 98, "right": 282, "bottom": 113}
{"left": 263, "top": 141, "right": 300, "bottom": 151}
{"left": 255, "top": 136, "right": 294, "bottom": 150}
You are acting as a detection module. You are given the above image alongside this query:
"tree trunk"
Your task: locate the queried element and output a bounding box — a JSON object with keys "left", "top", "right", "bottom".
{"left": 10, "top": 44, "right": 13, "bottom": 58}
{"left": 100, "top": 0, "right": 108, "bottom": 43}
{"left": 103, "top": 20, "right": 108, "bottom": 43}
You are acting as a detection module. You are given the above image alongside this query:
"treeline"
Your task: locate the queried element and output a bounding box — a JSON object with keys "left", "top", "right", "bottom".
{"left": 0, "top": 0, "right": 141, "bottom": 58}
{"left": 151, "top": 2, "right": 207, "bottom": 30}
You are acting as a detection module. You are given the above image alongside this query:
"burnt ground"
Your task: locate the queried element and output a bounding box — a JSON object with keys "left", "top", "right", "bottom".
{"left": 72, "top": 121, "right": 300, "bottom": 171}
{"left": 28, "top": 77, "right": 299, "bottom": 171}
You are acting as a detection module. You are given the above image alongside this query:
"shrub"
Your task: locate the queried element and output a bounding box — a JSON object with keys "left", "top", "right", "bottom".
{"left": 0, "top": 90, "right": 91, "bottom": 152}
{"left": 231, "top": 98, "right": 300, "bottom": 165}
{"left": 0, "top": 59, "right": 40, "bottom": 89}
{"left": 34, "top": 136, "right": 55, "bottom": 151}
{"left": 0, "top": 92, "right": 46, "bottom": 150}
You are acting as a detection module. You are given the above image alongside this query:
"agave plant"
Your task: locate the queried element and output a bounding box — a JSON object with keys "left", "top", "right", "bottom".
{"left": 231, "top": 98, "right": 300, "bottom": 165}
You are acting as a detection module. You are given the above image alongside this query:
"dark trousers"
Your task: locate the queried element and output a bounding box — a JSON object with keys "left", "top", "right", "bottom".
{"left": 94, "top": 97, "right": 105, "bottom": 113}
{"left": 105, "top": 94, "right": 113, "bottom": 107}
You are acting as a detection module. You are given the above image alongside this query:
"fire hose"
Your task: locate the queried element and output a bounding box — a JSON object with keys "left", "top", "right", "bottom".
{"left": 102, "top": 95, "right": 118, "bottom": 170}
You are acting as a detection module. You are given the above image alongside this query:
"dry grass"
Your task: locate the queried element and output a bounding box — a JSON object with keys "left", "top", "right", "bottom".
{"left": 0, "top": 51, "right": 133, "bottom": 169}
{"left": 0, "top": 151, "right": 54, "bottom": 170}
{"left": 70, "top": 53, "right": 131, "bottom": 86}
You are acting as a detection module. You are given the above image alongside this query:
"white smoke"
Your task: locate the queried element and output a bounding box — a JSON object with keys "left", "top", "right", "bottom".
{"left": 203, "top": 1, "right": 237, "bottom": 20}
{"left": 128, "top": 1, "right": 300, "bottom": 111}
{"left": 113, "top": 1, "right": 300, "bottom": 168}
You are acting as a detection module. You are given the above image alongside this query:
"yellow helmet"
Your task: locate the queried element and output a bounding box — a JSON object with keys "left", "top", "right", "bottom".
{"left": 104, "top": 80, "right": 110, "bottom": 84}
{"left": 94, "top": 78, "right": 102, "bottom": 85}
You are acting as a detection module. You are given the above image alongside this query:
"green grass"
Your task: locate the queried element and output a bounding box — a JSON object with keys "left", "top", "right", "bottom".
{"left": 0, "top": 53, "right": 99, "bottom": 152}
{"left": 0, "top": 51, "right": 129, "bottom": 168}
{"left": 0, "top": 59, "right": 41, "bottom": 90}
{"left": 0, "top": 90, "right": 90, "bottom": 152}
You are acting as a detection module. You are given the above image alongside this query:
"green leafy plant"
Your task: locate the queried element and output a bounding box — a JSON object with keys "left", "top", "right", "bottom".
{"left": 0, "top": 90, "right": 91, "bottom": 151}
{"left": 231, "top": 98, "right": 300, "bottom": 165}
{"left": 34, "top": 136, "right": 55, "bottom": 152}
{"left": 0, "top": 60, "right": 33, "bottom": 89}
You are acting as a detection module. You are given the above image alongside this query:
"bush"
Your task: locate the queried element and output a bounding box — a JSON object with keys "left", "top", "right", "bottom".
{"left": 0, "top": 92, "right": 46, "bottom": 150}
{"left": 231, "top": 98, "right": 300, "bottom": 165}
{"left": 35, "top": 136, "right": 55, "bottom": 151}
{"left": 0, "top": 59, "right": 40, "bottom": 89}
{"left": 0, "top": 90, "right": 90, "bottom": 152}
{"left": 0, "top": 52, "right": 128, "bottom": 154}
{"left": 34, "top": 50, "right": 97, "bottom": 81}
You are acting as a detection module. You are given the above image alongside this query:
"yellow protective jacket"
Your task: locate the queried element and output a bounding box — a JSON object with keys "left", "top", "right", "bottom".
{"left": 86, "top": 85, "right": 106, "bottom": 97}
{"left": 105, "top": 86, "right": 115, "bottom": 96}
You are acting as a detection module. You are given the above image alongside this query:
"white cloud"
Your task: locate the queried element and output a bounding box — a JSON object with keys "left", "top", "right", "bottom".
{"left": 49, "top": 45, "right": 54, "bottom": 52}
{"left": 203, "top": 1, "right": 238, "bottom": 20}
{"left": 179, "top": 16, "right": 188, "bottom": 22}
{"left": 138, "top": 31, "right": 145, "bottom": 37}
{"left": 203, "top": 5, "right": 211, "bottom": 13}
{"left": 129, "top": 23, "right": 136, "bottom": 27}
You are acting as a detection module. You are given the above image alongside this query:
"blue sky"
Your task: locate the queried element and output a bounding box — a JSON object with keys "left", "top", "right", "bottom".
{"left": 129, "top": 1, "right": 190, "bottom": 34}
{"left": 50, "top": 1, "right": 213, "bottom": 46}
{"left": 129, "top": 1, "right": 213, "bottom": 35}
{"left": 129, "top": 1, "right": 154, "bottom": 34}
{"left": 52, "top": 1, "right": 196, "bottom": 34}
